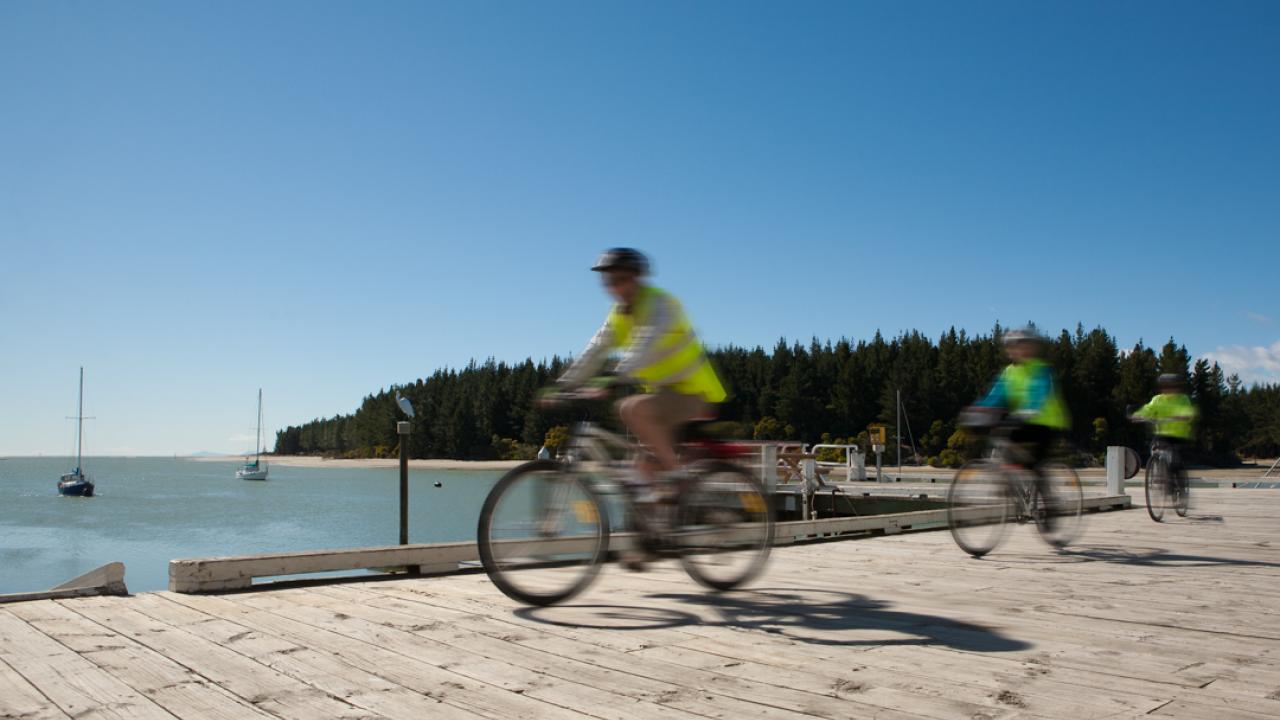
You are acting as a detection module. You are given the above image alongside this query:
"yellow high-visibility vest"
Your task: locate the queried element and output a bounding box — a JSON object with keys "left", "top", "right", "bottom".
{"left": 1001, "top": 358, "right": 1070, "bottom": 430}
{"left": 607, "top": 286, "right": 726, "bottom": 403}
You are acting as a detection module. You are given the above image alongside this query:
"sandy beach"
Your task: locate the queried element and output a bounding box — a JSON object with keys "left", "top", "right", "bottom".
{"left": 189, "top": 455, "right": 524, "bottom": 471}
{"left": 188, "top": 454, "right": 1280, "bottom": 480}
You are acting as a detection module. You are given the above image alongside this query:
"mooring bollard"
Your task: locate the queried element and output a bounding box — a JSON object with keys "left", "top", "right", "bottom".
{"left": 801, "top": 457, "right": 818, "bottom": 521}
{"left": 761, "top": 445, "right": 778, "bottom": 494}
{"left": 1105, "top": 445, "right": 1124, "bottom": 496}
{"left": 851, "top": 449, "right": 867, "bottom": 481}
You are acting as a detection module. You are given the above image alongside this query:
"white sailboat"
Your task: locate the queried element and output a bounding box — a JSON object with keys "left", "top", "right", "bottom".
{"left": 236, "top": 389, "right": 269, "bottom": 481}
{"left": 58, "top": 367, "right": 95, "bottom": 497}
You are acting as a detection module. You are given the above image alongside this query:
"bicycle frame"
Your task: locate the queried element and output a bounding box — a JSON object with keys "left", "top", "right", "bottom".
{"left": 983, "top": 433, "right": 1041, "bottom": 519}
{"left": 1149, "top": 439, "right": 1175, "bottom": 471}
{"left": 563, "top": 421, "right": 635, "bottom": 469}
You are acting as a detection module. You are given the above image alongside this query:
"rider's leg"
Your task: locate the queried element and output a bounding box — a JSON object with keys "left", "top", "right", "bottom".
{"left": 1012, "top": 423, "right": 1054, "bottom": 510}
{"left": 617, "top": 395, "right": 675, "bottom": 483}
{"left": 618, "top": 392, "right": 709, "bottom": 476}
{"left": 1165, "top": 437, "right": 1187, "bottom": 492}
{"left": 616, "top": 392, "right": 710, "bottom": 570}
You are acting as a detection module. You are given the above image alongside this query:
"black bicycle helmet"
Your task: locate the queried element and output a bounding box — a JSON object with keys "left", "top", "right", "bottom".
{"left": 1157, "top": 373, "right": 1184, "bottom": 389}
{"left": 591, "top": 247, "right": 650, "bottom": 276}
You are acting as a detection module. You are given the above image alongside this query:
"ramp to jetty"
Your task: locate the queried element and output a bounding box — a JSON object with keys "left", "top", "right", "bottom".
{"left": 2, "top": 488, "right": 1278, "bottom": 719}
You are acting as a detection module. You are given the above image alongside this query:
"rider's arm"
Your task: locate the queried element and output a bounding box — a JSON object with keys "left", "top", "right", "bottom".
{"left": 975, "top": 371, "right": 1009, "bottom": 409}
{"left": 614, "top": 292, "right": 679, "bottom": 381}
{"left": 1131, "top": 397, "right": 1158, "bottom": 422}
{"left": 556, "top": 321, "right": 616, "bottom": 389}
{"left": 1181, "top": 396, "right": 1198, "bottom": 423}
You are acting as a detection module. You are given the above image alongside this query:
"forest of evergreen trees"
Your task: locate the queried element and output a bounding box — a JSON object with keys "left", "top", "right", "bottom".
{"left": 274, "top": 325, "right": 1280, "bottom": 467}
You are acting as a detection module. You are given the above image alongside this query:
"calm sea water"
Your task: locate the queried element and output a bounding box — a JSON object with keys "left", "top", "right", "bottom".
{"left": 0, "top": 457, "right": 502, "bottom": 595}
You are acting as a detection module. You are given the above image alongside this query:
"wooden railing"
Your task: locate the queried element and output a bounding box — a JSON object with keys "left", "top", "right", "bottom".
{"left": 169, "top": 494, "right": 1131, "bottom": 593}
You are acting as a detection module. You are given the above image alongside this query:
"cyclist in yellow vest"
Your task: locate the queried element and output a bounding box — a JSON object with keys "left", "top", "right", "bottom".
{"left": 973, "top": 328, "right": 1071, "bottom": 505}
{"left": 1130, "top": 373, "right": 1197, "bottom": 475}
{"left": 551, "top": 248, "right": 727, "bottom": 487}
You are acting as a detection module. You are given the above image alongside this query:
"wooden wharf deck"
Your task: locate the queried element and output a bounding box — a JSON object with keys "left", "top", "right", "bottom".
{"left": 2, "top": 488, "right": 1278, "bottom": 720}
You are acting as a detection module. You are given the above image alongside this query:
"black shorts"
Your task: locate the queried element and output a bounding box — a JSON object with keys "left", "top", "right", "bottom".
{"left": 1010, "top": 423, "right": 1055, "bottom": 469}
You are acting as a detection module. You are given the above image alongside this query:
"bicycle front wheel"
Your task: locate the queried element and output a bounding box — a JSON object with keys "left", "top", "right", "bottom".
{"left": 674, "top": 461, "right": 774, "bottom": 591}
{"left": 947, "top": 460, "right": 1012, "bottom": 557}
{"left": 1035, "top": 463, "right": 1084, "bottom": 549}
{"left": 477, "top": 460, "right": 609, "bottom": 606}
{"left": 1145, "top": 458, "right": 1169, "bottom": 522}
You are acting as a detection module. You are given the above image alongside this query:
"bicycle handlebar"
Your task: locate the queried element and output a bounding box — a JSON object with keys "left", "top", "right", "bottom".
{"left": 539, "top": 376, "right": 642, "bottom": 407}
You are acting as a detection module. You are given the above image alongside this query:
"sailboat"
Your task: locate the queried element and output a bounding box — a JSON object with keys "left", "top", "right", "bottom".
{"left": 58, "top": 367, "right": 95, "bottom": 497}
{"left": 236, "top": 389, "right": 269, "bottom": 481}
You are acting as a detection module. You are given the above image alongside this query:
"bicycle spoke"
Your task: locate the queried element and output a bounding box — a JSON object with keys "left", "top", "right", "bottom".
{"left": 675, "top": 462, "right": 773, "bottom": 591}
{"left": 1035, "top": 463, "right": 1084, "bottom": 548}
{"left": 948, "top": 461, "right": 1011, "bottom": 557}
{"left": 1145, "top": 457, "right": 1169, "bottom": 522}
{"left": 478, "top": 461, "right": 608, "bottom": 605}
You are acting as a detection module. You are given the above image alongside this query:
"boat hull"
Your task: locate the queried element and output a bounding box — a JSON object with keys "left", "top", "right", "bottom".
{"left": 58, "top": 477, "right": 95, "bottom": 497}
{"left": 236, "top": 468, "right": 269, "bottom": 481}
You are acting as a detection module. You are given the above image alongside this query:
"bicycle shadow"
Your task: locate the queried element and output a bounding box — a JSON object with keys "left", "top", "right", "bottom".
{"left": 1059, "top": 544, "right": 1280, "bottom": 569}
{"left": 513, "top": 603, "right": 702, "bottom": 631}
{"left": 1178, "top": 513, "right": 1226, "bottom": 523}
{"left": 517, "top": 587, "right": 1030, "bottom": 652}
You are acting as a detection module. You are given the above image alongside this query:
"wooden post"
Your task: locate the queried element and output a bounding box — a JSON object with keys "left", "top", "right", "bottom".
{"left": 398, "top": 421, "right": 410, "bottom": 545}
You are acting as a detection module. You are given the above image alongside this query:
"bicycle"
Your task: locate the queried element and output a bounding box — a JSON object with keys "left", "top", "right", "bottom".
{"left": 1131, "top": 418, "right": 1190, "bottom": 522}
{"left": 476, "top": 388, "right": 774, "bottom": 606}
{"left": 946, "top": 411, "right": 1084, "bottom": 557}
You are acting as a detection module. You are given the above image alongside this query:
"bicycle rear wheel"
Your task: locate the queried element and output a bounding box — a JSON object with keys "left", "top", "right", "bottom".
{"left": 1145, "top": 458, "right": 1169, "bottom": 522}
{"left": 1173, "top": 471, "right": 1190, "bottom": 517}
{"left": 1035, "top": 463, "right": 1084, "bottom": 548}
{"left": 674, "top": 461, "right": 774, "bottom": 591}
{"left": 947, "top": 460, "right": 1012, "bottom": 557}
{"left": 477, "top": 460, "right": 609, "bottom": 606}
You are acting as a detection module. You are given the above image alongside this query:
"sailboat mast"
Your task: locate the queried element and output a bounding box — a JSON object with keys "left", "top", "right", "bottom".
{"left": 255, "top": 388, "right": 262, "bottom": 461}
{"left": 76, "top": 367, "right": 84, "bottom": 471}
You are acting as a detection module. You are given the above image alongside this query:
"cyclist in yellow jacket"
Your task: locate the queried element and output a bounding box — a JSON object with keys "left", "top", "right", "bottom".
{"left": 551, "top": 248, "right": 726, "bottom": 489}
{"left": 1131, "top": 373, "right": 1197, "bottom": 476}
{"left": 973, "top": 327, "right": 1071, "bottom": 510}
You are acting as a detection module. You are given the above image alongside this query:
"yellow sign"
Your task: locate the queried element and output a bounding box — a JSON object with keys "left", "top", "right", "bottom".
{"left": 867, "top": 425, "right": 887, "bottom": 445}
{"left": 572, "top": 500, "right": 599, "bottom": 524}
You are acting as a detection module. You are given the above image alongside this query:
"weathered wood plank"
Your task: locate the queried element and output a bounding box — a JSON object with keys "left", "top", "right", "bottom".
{"left": 345, "top": 580, "right": 1163, "bottom": 719}
{"left": 0, "top": 652, "right": 72, "bottom": 720}
{"left": 0, "top": 608, "right": 175, "bottom": 719}
{"left": 62, "top": 596, "right": 380, "bottom": 720}
{"left": 99, "top": 593, "right": 476, "bottom": 720}
{"left": 7, "top": 600, "right": 271, "bottom": 720}
{"left": 147, "top": 592, "right": 596, "bottom": 720}
{"left": 223, "top": 590, "right": 734, "bottom": 720}
{"left": 297, "top": 585, "right": 944, "bottom": 720}
{"left": 0, "top": 563, "right": 129, "bottom": 606}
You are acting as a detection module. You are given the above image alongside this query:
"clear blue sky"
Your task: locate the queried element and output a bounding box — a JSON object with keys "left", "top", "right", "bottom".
{"left": 2, "top": 1, "right": 1277, "bottom": 455}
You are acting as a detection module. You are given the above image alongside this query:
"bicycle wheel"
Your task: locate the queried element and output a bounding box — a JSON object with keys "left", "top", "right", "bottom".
{"left": 1034, "top": 463, "right": 1084, "bottom": 549}
{"left": 1173, "top": 471, "right": 1190, "bottom": 517}
{"left": 477, "top": 460, "right": 609, "bottom": 606}
{"left": 947, "top": 460, "right": 1012, "bottom": 557}
{"left": 1145, "top": 457, "right": 1169, "bottom": 522}
{"left": 674, "top": 461, "right": 774, "bottom": 591}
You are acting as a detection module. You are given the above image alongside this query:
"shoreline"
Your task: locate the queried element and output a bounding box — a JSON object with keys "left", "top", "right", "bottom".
{"left": 8, "top": 455, "right": 1275, "bottom": 479}
{"left": 186, "top": 455, "right": 524, "bottom": 471}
